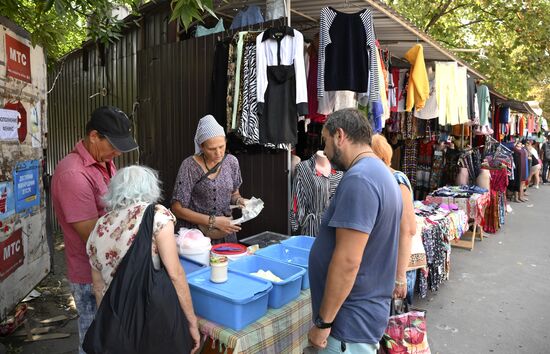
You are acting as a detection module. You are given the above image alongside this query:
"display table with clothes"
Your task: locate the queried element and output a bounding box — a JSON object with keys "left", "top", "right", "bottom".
{"left": 412, "top": 203, "right": 468, "bottom": 299}
{"left": 483, "top": 166, "right": 509, "bottom": 234}
{"left": 424, "top": 187, "right": 489, "bottom": 224}
{"left": 424, "top": 186, "right": 490, "bottom": 250}
{"left": 199, "top": 290, "right": 311, "bottom": 354}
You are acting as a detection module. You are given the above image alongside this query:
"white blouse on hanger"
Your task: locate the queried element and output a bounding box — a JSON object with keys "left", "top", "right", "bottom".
{"left": 256, "top": 28, "right": 308, "bottom": 111}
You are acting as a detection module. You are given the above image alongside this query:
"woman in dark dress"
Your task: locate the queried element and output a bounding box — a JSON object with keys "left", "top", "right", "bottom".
{"left": 171, "top": 115, "right": 247, "bottom": 243}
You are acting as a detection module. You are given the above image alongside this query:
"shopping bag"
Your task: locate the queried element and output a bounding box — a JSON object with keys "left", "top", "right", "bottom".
{"left": 83, "top": 204, "right": 192, "bottom": 354}
{"left": 379, "top": 299, "right": 431, "bottom": 354}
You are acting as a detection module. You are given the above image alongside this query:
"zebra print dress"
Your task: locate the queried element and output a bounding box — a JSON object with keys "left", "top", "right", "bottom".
{"left": 238, "top": 41, "right": 260, "bottom": 144}
{"left": 290, "top": 155, "right": 343, "bottom": 236}
{"left": 237, "top": 35, "right": 288, "bottom": 149}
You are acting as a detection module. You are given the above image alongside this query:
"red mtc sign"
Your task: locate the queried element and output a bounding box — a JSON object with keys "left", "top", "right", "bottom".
{"left": 0, "top": 229, "right": 25, "bottom": 281}
{"left": 5, "top": 34, "right": 32, "bottom": 83}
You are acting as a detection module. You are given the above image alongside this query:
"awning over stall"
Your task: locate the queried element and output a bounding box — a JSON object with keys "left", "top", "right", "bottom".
{"left": 526, "top": 101, "right": 543, "bottom": 116}
{"left": 215, "top": 0, "right": 488, "bottom": 79}
{"left": 498, "top": 99, "right": 537, "bottom": 115}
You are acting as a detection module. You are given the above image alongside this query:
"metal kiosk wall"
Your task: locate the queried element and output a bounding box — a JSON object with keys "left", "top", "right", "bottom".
{"left": 0, "top": 16, "right": 51, "bottom": 320}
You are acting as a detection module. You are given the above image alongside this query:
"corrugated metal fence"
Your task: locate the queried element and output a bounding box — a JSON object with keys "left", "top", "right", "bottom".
{"left": 47, "top": 5, "right": 289, "bottom": 237}
{"left": 137, "top": 36, "right": 288, "bottom": 237}
{"left": 46, "top": 34, "right": 140, "bottom": 174}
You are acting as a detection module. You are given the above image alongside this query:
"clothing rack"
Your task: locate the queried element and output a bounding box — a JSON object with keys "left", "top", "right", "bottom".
{"left": 214, "top": 18, "right": 288, "bottom": 42}
{"left": 485, "top": 135, "right": 512, "bottom": 155}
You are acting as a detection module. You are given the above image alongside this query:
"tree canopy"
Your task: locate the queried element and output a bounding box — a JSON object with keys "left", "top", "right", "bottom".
{"left": 1, "top": 0, "right": 139, "bottom": 60}
{"left": 1, "top": 0, "right": 547, "bottom": 118}
{"left": 385, "top": 0, "right": 550, "bottom": 118}
{"left": 0, "top": 0, "right": 215, "bottom": 61}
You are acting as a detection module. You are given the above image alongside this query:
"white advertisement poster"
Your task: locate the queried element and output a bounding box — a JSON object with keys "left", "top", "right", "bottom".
{"left": 0, "top": 108, "right": 20, "bottom": 141}
{"left": 31, "top": 103, "right": 41, "bottom": 148}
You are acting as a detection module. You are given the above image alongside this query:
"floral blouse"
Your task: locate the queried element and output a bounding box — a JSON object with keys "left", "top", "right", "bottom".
{"left": 86, "top": 203, "right": 175, "bottom": 293}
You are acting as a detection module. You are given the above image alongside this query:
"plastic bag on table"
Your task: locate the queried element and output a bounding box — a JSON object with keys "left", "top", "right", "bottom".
{"left": 176, "top": 227, "right": 211, "bottom": 256}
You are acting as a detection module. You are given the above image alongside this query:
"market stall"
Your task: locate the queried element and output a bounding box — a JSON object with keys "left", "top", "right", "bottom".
{"left": 424, "top": 187, "right": 490, "bottom": 250}
{"left": 200, "top": 290, "right": 311, "bottom": 354}
{"left": 179, "top": 232, "right": 313, "bottom": 354}
{"left": 411, "top": 204, "right": 468, "bottom": 298}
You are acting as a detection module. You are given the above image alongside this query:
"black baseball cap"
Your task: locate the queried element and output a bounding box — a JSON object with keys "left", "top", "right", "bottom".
{"left": 88, "top": 106, "right": 138, "bottom": 152}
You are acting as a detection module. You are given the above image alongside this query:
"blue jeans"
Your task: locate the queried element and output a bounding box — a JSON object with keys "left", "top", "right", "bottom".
{"left": 406, "top": 269, "right": 417, "bottom": 304}
{"left": 317, "top": 336, "right": 379, "bottom": 354}
{"left": 70, "top": 283, "right": 97, "bottom": 354}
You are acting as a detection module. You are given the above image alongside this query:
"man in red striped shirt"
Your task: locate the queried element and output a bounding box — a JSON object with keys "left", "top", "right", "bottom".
{"left": 51, "top": 106, "right": 138, "bottom": 354}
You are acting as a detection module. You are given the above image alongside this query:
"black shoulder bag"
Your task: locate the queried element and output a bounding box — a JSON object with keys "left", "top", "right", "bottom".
{"left": 83, "top": 204, "right": 192, "bottom": 354}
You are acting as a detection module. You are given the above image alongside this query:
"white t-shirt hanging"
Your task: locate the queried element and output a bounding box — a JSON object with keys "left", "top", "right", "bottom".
{"left": 414, "top": 79, "right": 438, "bottom": 120}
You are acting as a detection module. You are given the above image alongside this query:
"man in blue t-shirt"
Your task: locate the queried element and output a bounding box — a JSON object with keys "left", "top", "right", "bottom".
{"left": 308, "top": 109, "right": 403, "bottom": 353}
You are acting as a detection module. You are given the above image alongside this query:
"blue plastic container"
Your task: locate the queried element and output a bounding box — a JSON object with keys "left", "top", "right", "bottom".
{"left": 281, "top": 236, "right": 315, "bottom": 251}
{"left": 255, "top": 244, "right": 310, "bottom": 289}
{"left": 179, "top": 256, "right": 206, "bottom": 276}
{"left": 186, "top": 268, "right": 273, "bottom": 331}
{"left": 229, "top": 255, "right": 306, "bottom": 309}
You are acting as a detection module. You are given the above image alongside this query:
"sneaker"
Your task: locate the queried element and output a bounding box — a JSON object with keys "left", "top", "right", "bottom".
{"left": 535, "top": 185, "right": 540, "bottom": 189}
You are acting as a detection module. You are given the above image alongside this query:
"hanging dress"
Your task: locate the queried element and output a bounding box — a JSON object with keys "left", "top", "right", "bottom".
{"left": 256, "top": 26, "right": 308, "bottom": 144}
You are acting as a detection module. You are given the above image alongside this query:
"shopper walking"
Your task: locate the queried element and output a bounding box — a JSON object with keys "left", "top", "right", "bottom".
{"left": 308, "top": 109, "right": 403, "bottom": 353}
{"left": 541, "top": 135, "right": 550, "bottom": 184}
{"left": 371, "top": 134, "right": 417, "bottom": 301}
{"left": 51, "top": 106, "right": 138, "bottom": 354}
{"left": 526, "top": 139, "right": 541, "bottom": 189}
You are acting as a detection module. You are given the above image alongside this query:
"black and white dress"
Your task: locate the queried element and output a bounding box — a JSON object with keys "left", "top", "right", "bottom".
{"left": 256, "top": 26, "right": 308, "bottom": 145}
{"left": 290, "top": 156, "right": 343, "bottom": 237}
{"left": 318, "top": 7, "right": 380, "bottom": 103}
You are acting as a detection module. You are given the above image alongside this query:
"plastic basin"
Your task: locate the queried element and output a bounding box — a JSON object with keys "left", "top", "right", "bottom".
{"left": 229, "top": 255, "right": 305, "bottom": 308}
{"left": 255, "top": 244, "right": 310, "bottom": 289}
{"left": 281, "top": 236, "right": 315, "bottom": 251}
{"left": 240, "top": 231, "right": 290, "bottom": 248}
{"left": 186, "top": 268, "right": 272, "bottom": 331}
{"left": 179, "top": 256, "right": 207, "bottom": 276}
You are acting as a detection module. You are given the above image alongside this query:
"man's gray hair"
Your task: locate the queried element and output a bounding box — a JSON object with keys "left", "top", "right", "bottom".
{"left": 324, "top": 108, "right": 373, "bottom": 145}
{"left": 103, "top": 165, "right": 162, "bottom": 211}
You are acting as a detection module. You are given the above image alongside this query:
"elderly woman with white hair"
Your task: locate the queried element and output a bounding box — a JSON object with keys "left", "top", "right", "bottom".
{"left": 171, "top": 115, "right": 247, "bottom": 243}
{"left": 85, "top": 166, "right": 200, "bottom": 353}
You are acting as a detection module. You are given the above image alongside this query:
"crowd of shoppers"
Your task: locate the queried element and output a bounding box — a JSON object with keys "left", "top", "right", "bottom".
{"left": 59, "top": 106, "right": 530, "bottom": 353}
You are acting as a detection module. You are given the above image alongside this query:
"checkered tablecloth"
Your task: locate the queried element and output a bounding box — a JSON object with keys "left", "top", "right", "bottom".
{"left": 424, "top": 192, "right": 490, "bottom": 224}
{"left": 199, "top": 290, "right": 312, "bottom": 354}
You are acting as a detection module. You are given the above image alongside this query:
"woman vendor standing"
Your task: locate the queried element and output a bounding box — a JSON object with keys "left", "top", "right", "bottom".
{"left": 171, "top": 115, "right": 247, "bottom": 243}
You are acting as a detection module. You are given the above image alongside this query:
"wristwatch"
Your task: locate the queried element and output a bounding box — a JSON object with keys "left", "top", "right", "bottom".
{"left": 314, "top": 315, "right": 333, "bottom": 329}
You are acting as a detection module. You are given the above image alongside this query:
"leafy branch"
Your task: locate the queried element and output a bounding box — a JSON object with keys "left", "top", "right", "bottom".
{"left": 170, "top": 0, "right": 218, "bottom": 31}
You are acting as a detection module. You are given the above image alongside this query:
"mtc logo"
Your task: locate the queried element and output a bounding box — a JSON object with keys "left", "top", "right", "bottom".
{"left": 5, "top": 33, "right": 32, "bottom": 83}
{"left": 3, "top": 239, "right": 21, "bottom": 260}
{"left": 9, "top": 47, "right": 27, "bottom": 66}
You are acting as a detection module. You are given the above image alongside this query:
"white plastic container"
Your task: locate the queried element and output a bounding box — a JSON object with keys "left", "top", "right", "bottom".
{"left": 180, "top": 246, "right": 211, "bottom": 265}
{"left": 211, "top": 243, "right": 248, "bottom": 261}
{"left": 177, "top": 228, "right": 212, "bottom": 265}
{"left": 210, "top": 256, "right": 228, "bottom": 283}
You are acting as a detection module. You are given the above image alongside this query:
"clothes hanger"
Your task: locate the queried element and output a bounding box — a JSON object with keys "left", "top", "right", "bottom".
{"left": 344, "top": 0, "right": 362, "bottom": 9}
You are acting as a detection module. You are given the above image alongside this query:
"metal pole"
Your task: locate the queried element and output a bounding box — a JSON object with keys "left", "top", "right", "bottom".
{"left": 461, "top": 123, "right": 465, "bottom": 148}
{"left": 286, "top": 0, "right": 292, "bottom": 235}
